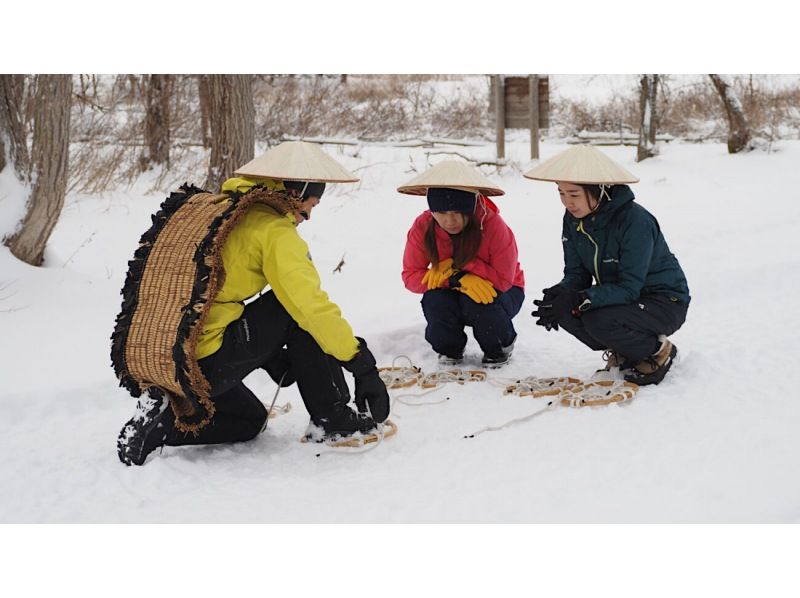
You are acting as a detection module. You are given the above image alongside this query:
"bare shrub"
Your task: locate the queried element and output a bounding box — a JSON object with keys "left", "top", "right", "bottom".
{"left": 253, "top": 75, "right": 489, "bottom": 142}
{"left": 550, "top": 75, "right": 800, "bottom": 143}
{"left": 550, "top": 91, "right": 639, "bottom": 137}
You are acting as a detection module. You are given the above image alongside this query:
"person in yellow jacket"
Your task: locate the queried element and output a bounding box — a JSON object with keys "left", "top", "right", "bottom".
{"left": 117, "top": 141, "right": 390, "bottom": 465}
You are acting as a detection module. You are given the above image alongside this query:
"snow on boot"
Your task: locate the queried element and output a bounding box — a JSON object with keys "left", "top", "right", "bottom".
{"left": 117, "top": 391, "right": 174, "bottom": 466}
{"left": 301, "top": 404, "right": 378, "bottom": 443}
{"left": 437, "top": 353, "right": 464, "bottom": 367}
{"left": 624, "top": 338, "right": 678, "bottom": 386}
{"left": 593, "top": 350, "right": 632, "bottom": 380}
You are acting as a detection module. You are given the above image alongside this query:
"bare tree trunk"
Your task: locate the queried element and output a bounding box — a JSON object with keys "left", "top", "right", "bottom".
{"left": 205, "top": 75, "right": 254, "bottom": 190}
{"left": 493, "top": 75, "right": 505, "bottom": 160}
{"left": 637, "top": 74, "right": 659, "bottom": 162}
{"left": 197, "top": 75, "right": 212, "bottom": 149}
{"left": 0, "top": 75, "right": 31, "bottom": 175}
{"left": 4, "top": 75, "right": 72, "bottom": 266}
{"left": 142, "top": 74, "right": 174, "bottom": 170}
{"left": 529, "top": 74, "right": 540, "bottom": 160}
{"left": 709, "top": 74, "right": 752, "bottom": 153}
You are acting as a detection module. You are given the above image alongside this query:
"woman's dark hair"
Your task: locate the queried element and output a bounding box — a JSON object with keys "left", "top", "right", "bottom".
{"left": 580, "top": 184, "right": 614, "bottom": 212}
{"left": 424, "top": 212, "right": 482, "bottom": 270}
{"left": 580, "top": 184, "right": 602, "bottom": 201}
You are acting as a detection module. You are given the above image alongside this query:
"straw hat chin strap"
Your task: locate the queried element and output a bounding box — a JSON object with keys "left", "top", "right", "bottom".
{"left": 588, "top": 184, "right": 612, "bottom": 215}
{"left": 477, "top": 194, "right": 487, "bottom": 230}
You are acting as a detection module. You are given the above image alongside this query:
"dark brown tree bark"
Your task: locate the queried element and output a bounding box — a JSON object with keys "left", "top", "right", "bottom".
{"left": 709, "top": 74, "right": 752, "bottom": 154}
{"left": 637, "top": 74, "right": 659, "bottom": 162}
{"left": 3, "top": 75, "right": 72, "bottom": 266}
{"left": 142, "top": 74, "right": 174, "bottom": 170}
{"left": 198, "top": 75, "right": 212, "bottom": 149}
{"left": 0, "top": 75, "right": 31, "bottom": 175}
{"left": 205, "top": 75, "right": 254, "bottom": 190}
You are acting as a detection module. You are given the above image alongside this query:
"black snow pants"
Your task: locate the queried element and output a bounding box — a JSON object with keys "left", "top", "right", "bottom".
{"left": 166, "top": 291, "right": 352, "bottom": 447}
{"left": 556, "top": 294, "right": 689, "bottom": 363}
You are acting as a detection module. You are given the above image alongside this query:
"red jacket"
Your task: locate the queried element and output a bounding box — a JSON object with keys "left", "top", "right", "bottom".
{"left": 402, "top": 204, "right": 525, "bottom": 294}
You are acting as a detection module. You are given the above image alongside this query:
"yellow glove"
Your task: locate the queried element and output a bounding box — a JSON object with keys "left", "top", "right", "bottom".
{"left": 455, "top": 273, "right": 497, "bottom": 304}
{"left": 421, "top": 258, "right": 455, "bottom": 290}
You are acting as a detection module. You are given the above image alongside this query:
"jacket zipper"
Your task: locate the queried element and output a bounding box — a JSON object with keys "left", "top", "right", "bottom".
{"left": 577, "top": 220, "right": 601, "bottom": 284}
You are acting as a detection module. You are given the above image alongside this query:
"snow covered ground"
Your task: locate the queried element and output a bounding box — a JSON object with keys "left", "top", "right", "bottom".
{"left": 1, "top": 136, "right": 799, "bottom": 524}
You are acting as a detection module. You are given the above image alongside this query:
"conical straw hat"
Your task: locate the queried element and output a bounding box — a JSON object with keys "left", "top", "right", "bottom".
{"left": 523, "top": 145, "right": 639, "bottom": 184}
{"left": 234, "top": 141, "right": 359, "bottom": 183}
{"left": 397, "top": 160, "right": 505, "bottom": 196}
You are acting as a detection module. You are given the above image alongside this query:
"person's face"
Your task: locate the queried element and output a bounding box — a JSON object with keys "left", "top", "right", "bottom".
{"left": 294, "top": 196, "right": 320, "bottom": 224}
{"left": 557, "top": 182, "right": 597, "bottom": 218}
{"left": 431, "top": 211, "right": 468, "bottom": 235}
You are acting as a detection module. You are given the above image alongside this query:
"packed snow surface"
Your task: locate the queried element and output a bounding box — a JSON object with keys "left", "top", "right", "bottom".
{"left": 1, "top": 139, "right": 798, "bottom": 522}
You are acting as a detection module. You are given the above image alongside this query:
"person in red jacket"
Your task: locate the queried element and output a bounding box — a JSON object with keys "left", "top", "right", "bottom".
{"left": 399, "top": 161, "right": 525, "bottom": 367}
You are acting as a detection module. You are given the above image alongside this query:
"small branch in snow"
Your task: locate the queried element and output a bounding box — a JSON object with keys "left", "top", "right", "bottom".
{"left": 61, "top": 231, "right": 97, "bottom": 268}
{"left": 333, "top": 254, "right": 346, "bottom": 274}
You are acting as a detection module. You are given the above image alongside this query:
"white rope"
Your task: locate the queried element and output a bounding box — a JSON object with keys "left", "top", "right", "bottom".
{"left": 392, "top": 384, "right": 451, "bottom": 408}
{"left": 262, "top": 371, "right": 289, "bottom": 433}
{"left": 502, "top": 376, "right": 582, "bottom": 398}
{"left": 419, "top": 369, "right": 486, "bottom": 388}
{"left": 313, "top": 422, "right": 388, "bottom": 458}
{"left": 464, "top": 398, "right": 560, "bottom": 439}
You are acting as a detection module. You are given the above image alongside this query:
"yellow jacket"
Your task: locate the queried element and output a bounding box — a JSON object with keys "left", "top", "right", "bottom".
{"left": 196, "top": 178, "right": 359, "bottom": 362}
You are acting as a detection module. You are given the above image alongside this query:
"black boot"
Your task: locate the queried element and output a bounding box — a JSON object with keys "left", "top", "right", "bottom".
{"left": 624, "top": 338, "right": 678, "bottom": 386}
{"left": 302, "top": 403, "right": 378, "bottom": 443}
{"left": 117, "top": 391, "right": 175, "bottom": 466}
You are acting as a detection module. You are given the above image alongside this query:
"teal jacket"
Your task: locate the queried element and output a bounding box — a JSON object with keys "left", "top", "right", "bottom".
{"left": 559, "top": 185, "right": 690, "bottom": 308}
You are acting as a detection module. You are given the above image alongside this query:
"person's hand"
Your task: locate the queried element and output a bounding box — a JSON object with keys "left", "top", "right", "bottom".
{"left": 353, "top": 371, "right": 390, "bottom": 422}
{"left": 532, "top": 285, "right": 567, "bottom": 330}
{"left": 541, "top": 284, "right": 565, "bottom": 299}
{"left": 263, "top": 349, "right": 296, "bottom": 387}
{"left": 421, "top": 258, "right": 455, "bottom": 290}
{"left": 533, "top": 313, "right": 560, "bottom": 331}
{"left": 341, "top": 337, "right": 390, "bottom": 423}
{"left": 452, "top": 273, "right": 496, "bottom": 304}
{"left": 532, "top": 288, "right": 588, "bottom": 323}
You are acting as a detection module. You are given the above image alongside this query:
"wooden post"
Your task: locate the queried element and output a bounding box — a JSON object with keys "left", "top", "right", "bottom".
{"left": 529, "top": 74, "right": 540, "bottom": 160}
{"left": 494, "top": 75, "right": 505, "bottom": 160}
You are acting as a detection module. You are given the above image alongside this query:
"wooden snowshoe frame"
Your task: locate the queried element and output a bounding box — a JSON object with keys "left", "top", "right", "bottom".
{"left": 378, "top": 366, "right": 423, "bottom": 389}
{"left": 504, "top": 376, "right": 639, "bottom": 407}
{"left": 300, "top": 419, "right": 398, "bottom": 447}
{"left": 419, "top": 369, "right": 487, "bottom": 388}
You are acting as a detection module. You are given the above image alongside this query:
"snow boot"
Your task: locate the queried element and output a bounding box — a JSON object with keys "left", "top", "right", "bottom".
{"left": 302, "top": 404, "right": 378, "bottom": 443}
{"left": 596, "top": 350, "right": 633, "bottom": 373}
{"left": 117, "top": 391, "right": 174, "bottom": 466}
{"left": 624, "top": 337, "right": 678, "bottom": 386}
{"left": 482, "top": 339, "right": 515, "bottom": 369}
{"left": 437, "top": 353, "right": 464, "bottom": 367}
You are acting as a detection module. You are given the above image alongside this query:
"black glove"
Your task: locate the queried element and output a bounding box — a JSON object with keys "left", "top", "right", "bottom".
{"left": 534, "top": 285, "right": 566, "bottom": 329}
{"left": 541, "top": 284, "right": 565, "bottom": 299}
{"left": 532, "top": 288, "right": 587, "bottom": 326}
{"left": 341, "top": 337, "right": 390, "bottom": 423}
{"left": 263, "top": 348, "right": 296, "bottom": 387}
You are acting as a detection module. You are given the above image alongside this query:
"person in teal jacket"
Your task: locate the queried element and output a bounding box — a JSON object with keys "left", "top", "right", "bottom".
{"left": 524, "top": 145, "right": 690, "bottom": 385}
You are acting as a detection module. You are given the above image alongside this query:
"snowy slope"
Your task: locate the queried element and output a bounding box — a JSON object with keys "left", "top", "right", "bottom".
{"left": 1, "top": 139, "right": 799, "bottom": 523}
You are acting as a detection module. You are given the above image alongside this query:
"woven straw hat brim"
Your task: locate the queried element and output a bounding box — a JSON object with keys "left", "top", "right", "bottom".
{"left": 234, "top": 141, "right": 359, "bottom": 183}
{"left": 523, "top": 145, "right": 640, "bottom": 184}
{"left": 397, "top": 160, "right": 505, "bottom": 196}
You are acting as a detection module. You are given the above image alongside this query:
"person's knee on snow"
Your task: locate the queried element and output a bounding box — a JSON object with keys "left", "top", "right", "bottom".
{"left": 114, "top": 141, "right": 387, "bottom": 465}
